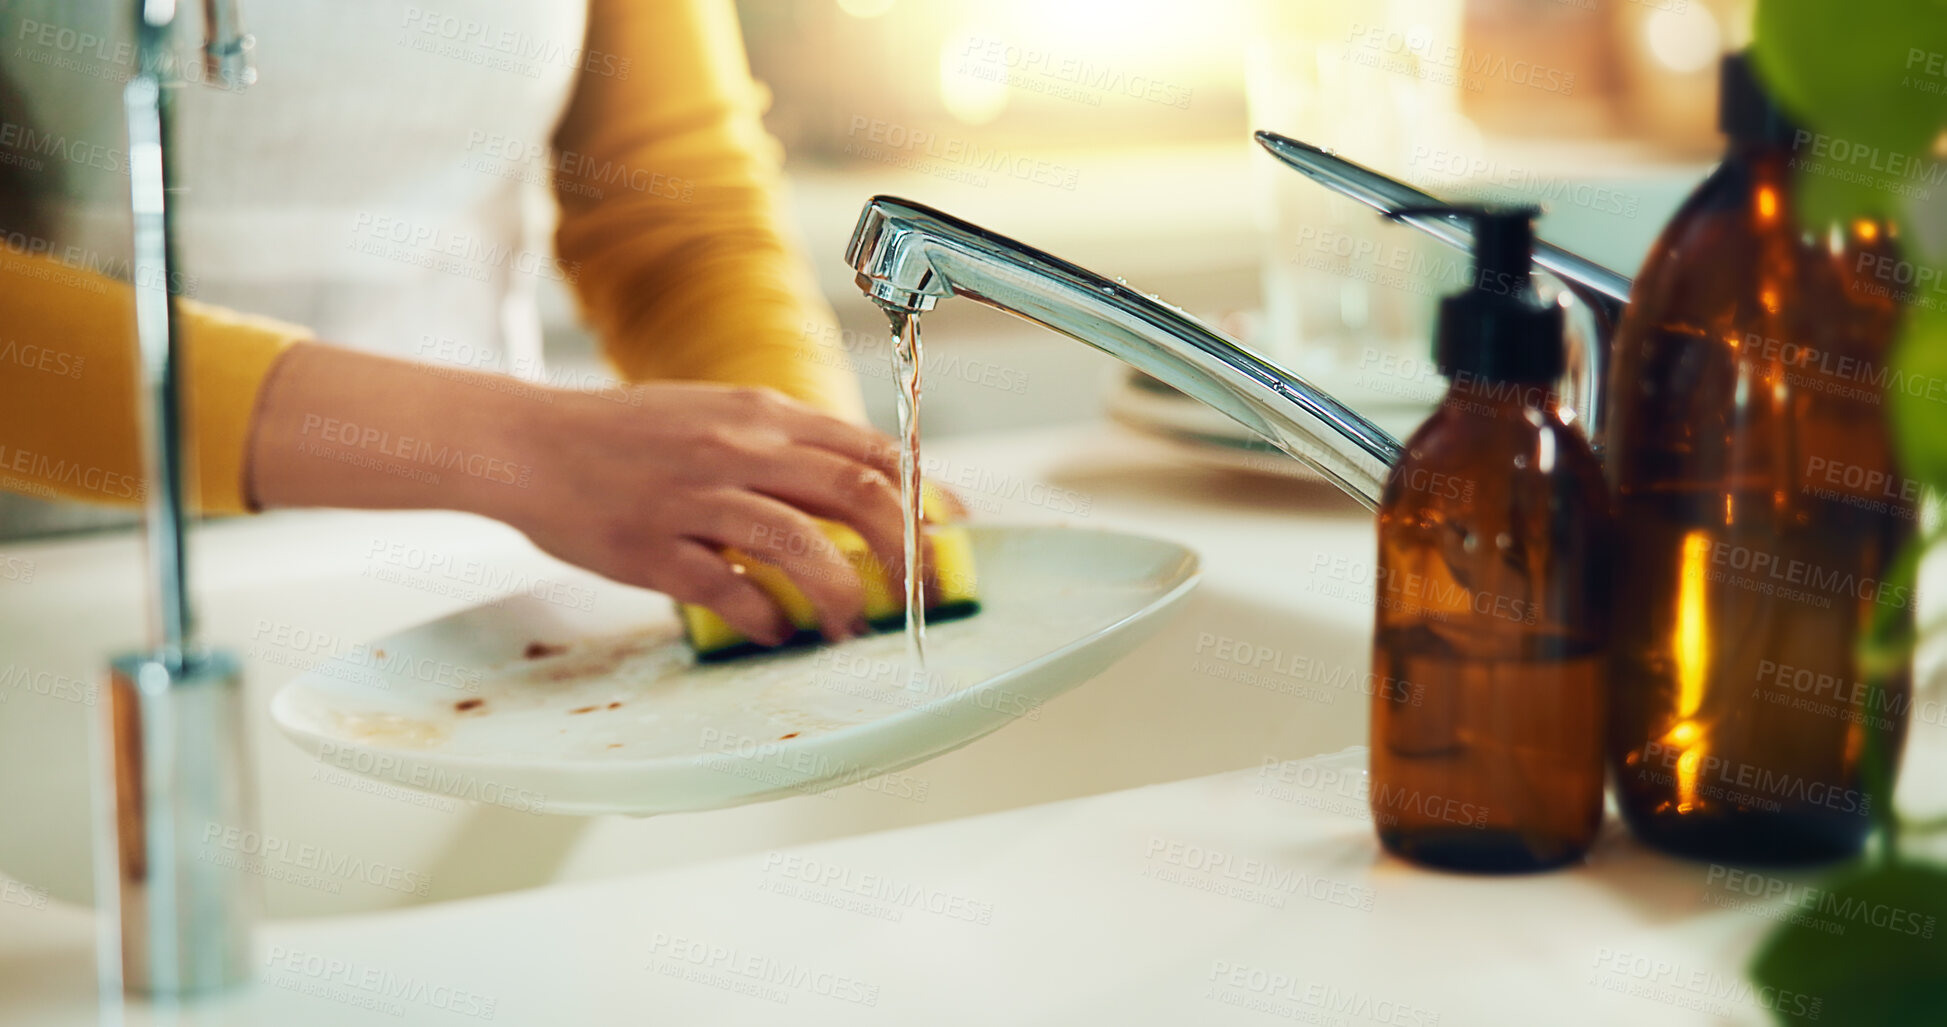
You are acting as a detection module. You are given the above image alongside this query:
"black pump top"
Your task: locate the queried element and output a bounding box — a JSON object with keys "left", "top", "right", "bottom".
{"left": 1719, "top": 51, "right": 1798, "bottom": 144}
{"left": 1388, "top": 204, "right": 1564, "bottom": 386}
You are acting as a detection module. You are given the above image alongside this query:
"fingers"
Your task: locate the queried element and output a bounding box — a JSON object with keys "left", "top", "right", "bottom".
{"left": 659, "top": 539, "right": 793, "bottom": 648}
{"left": 751, "top": 446, "right": 908, "bottom": 583}
{"left": 741, "top": 388, "right": 903, "bottom": 482}
{"left": 701, "top": 490, "right": 866, "bottom": 642}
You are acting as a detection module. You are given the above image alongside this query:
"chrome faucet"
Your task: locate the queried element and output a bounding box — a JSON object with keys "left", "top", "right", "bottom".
{"left": 100, "top": 0, "right": 257, "bottom": 999}
{"left": 844, "top": 132, "right": 1633, "bottom": 509}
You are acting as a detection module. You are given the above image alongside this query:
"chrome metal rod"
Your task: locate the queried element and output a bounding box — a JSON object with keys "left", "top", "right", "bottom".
{"left": 125, "top": 40, "right": 191, "bottom": 660}
{"left": 847, "top": 196, "right": 1401, "bottom": 508}
{"left": 100, "top": 0, "right": 259, "bottom": 998}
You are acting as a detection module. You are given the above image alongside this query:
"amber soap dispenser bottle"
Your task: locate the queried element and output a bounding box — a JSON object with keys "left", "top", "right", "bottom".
{"left": 1603, "top": 53, "right": 1911, "bottom": 863}
{"left": 1370, "top": 205, "right": 1615, "bottom": 873}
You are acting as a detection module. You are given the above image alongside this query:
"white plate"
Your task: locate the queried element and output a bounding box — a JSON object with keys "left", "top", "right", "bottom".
{"left": 271, "top": 524, "right": 1199, "bottom": 816}
{"left": 1107, "top": 370, "right": 1430, "bottom": 482}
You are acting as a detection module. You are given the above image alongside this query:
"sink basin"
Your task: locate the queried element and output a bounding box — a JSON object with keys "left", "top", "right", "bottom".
{"left": 0, "top": 427, "right": 1377, "bottom": 917}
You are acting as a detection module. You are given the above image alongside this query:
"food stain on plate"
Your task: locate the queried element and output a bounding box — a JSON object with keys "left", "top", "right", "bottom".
{"left": 506, "top": 628, "right": 686, "bottom": 690}
{"left": 328, "top": 710, "right": 450, "bottom": 749}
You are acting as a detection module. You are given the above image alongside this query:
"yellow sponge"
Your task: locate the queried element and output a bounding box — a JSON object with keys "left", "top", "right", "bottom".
{"left": 682, "top": 488, "right": 981, "bottom": 662}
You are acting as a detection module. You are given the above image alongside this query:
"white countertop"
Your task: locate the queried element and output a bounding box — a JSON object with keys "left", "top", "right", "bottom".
{"left": 2, "top": 422, "right": 1943, "bottom": 1026}
{"left": 10, "top": 740, "right": 1943, "bottom": 1027}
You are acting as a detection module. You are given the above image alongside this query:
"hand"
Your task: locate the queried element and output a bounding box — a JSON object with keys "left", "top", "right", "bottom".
{"left": 500, "top": 383, "right": 915, "bottom": 646}
{"left": 250, "top": 345, "right": 920, "bottom": 648}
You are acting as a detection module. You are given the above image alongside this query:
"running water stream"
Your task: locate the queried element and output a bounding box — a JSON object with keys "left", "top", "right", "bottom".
{"left": 886, "top": 309, "right": 927, "bottom": 684}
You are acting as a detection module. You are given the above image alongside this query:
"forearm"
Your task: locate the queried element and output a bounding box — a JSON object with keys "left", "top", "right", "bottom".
{"left": 0, "top": 251, "right": 302, "bottom": 513}
{"left": 247, "top": 342, "right": 548, "bottom": 525}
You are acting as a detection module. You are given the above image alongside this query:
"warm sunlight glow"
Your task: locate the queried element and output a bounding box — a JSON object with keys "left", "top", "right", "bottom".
{"left": 1644, "top": 6, "right": 1721, "bottom": 74}
{"left": 1675, "top": 747, "right": 1704, "bottom": 812}
{"left": 1674, "top": 530, "right": 1711, "bottom": 721}
{"left": 1669, "top": 530, "right": 1713, "bottom": 810}
{"left": 939, "top": 30, "right": 1009, "bottom": 125}
{"left": 836, "top": 0, "right": 896, "bottom": 18}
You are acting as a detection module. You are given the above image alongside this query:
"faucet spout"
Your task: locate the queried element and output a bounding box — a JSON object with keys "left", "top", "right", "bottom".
{"left": 846, "top": 196, "right": 1403, "bottom": 508}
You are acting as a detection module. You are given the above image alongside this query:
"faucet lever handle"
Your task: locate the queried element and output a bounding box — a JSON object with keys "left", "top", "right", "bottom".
{"left": 1255, "top": 130, "right": 1628, "bottom": 448}
{"left": 200, "top": 0, "right": 256, "bottom": 88}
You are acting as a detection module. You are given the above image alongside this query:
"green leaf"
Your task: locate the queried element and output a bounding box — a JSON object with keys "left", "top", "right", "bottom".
{"left": 1753, "top": 0, "right": 1947, "bottom": 226}
{"left": 1752, "top": 0, "right": 1947, "bottom": 159}
{"left": 1749, "top": 861, "right": 1947, "bottom": 1025}
{"left": 1795, "top": 159, "right": 1906, "bottom": 227}
{"left": 1888, "top": 301, "right": 1947, "bottom": 495}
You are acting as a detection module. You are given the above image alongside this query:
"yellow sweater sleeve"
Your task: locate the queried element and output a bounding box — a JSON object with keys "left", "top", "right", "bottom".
{"left": 550, "top": 0, "right": 865, "bottom": 421}
{"left": 0, "top": 248, "right": 303, "bottom": 514}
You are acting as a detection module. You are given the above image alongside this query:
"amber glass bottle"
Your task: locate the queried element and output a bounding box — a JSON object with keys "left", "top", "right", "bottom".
{"left": 1604, "top": 54, "right": 1912, "bottom": 864}
{"left": 1371, "top": 207, "right": 1615, "bottom": 872}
